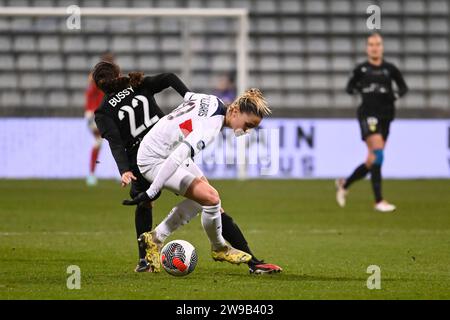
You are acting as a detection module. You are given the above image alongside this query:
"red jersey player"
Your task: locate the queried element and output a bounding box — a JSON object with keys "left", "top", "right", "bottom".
{"left": 84, "top": 53, "right": 114, "bottom": 186}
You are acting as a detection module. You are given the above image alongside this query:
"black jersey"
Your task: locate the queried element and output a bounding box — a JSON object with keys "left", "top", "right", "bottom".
{"left": 346, "top": 60, "right": 408, "bottom": 119}
{"left": 95, "top": 73, "right": 189, "bottom": 175}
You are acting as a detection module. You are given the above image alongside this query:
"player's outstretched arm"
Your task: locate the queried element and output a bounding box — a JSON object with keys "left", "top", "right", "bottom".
{"left": 144, "top": 73, "right": 190, "bottom": 98}
{"left": 122, "top": 142, "right": 191, "bottom": 205}
{"left": 391, "top": 64, "right": 409, "bottom": 98}
{"left": 346, "top": 66, "right": 362, "bottom": 95}
{"left": 94, "top": 111, "right": 130, "bottom": 175}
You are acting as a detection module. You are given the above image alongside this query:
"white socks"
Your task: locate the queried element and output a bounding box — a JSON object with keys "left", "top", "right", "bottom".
{"left": 201, "top": 202, "right": 226, "bottom": 250}
{"left": 154, "top": 199, "right": 227, "bottom": 251}
{"left": 155, "top": 199, "right": 202, "bottom": 242}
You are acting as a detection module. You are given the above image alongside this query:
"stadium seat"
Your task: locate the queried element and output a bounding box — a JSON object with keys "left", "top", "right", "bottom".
{"left": 309, "top": 93, "right": 331, "bottom": 107}
{"left": 17, "top": 54, "right": 39, "bottom": 70}
{"left": 41, "top": 54, "right": 64, "bottom": 71}
{"left": 211, "top": 55, "right": 234, "bottom": 71}
{"left": 330, "top": 18, "right": 352, "bottom": 33}
{"left": 84, "top": 18, "right": 108, "bottom": 33}
{"left": 429, "top": 94, "right": 449, "bottom": 108}
{"left": 284, "top": 75, "right": 305, "bottom": 89}
{"left": 70, "top": 91, "right": 84, "bottom": 108}
{"left": 24, "top": 92, "right": 45, "bottom": 107}
{"left": 14, "top": 36, "right": 36, "bottom": 52}
{"left": 404, "top": 57, "right": 426, "bottom": 71}
{"left": 0, "top": 73, "right": 18, "bottom": 89}
{"left": 136, "top": 36, "right": 158, "bottom": 52}
{"left": 112, "top": 36, "right": 135, "bottom": 53}
{"left": 330, "top": 0, "right": 351, "bottom": 13}
{"left": 48, "top": 92, "right": 69, "bottom": 108}
{"left": 304, "top": 0, "right": 326, "bottom": 13}
{"left": 282, "top": 56, "right": 303, "bottom": 71}
{"left": 44, "top": 73, "right": 66, "bottom": 89}
{"left": 282, "top": 38, "right": 303, "bottom": 53}
{"left": 428, "top": 57, "right": 448, "bottom": 71}
{"left": 404, "top": 19, "right": 426, "bottom": 34}
{"left": 407, "top": 75, "right": 426, "bottom": 90}
{"left": 428, "top": 38, "right": 448, "bottom": 52}
{"left": 429, "top": 75, "right": 449, "bottom": 90}
{"left": 428, "top": 19, "right": 449, "bottom": 33}
{"left": 334, "top": 93, "right": 353, "bottom": 108}
{"left": 280, "top": 18, "right": 302, "bottom": 34}
{"left": 330, "top": 38, "right": 352, "bottom": 53}
{"left": 20, "top": 73, "right": 42, "bottom": 89}
{"left": 38, "top": 36, "right": 60, "bottom": 52}
{"left": 109, "top": 18, "right": 133, "bottom": 33}
{"left": 306, "top": 38, "right": 328, "bottom": 53}
{"left": 285, "top": 92, "right": 306, "bottom": 108}
{"left": 307, "top": 57, "right": 329, "bottom": 71}
{"left": 0, "top": 55, "right": 14, "bottom": 70}
{"left": 404, "top": 0, "right": 426, "bottom": 13}
{"left": 10, "top": 18, "right": 33, "bottom": 31}
{"left": 161, "top": 36, "right": 181, "bottom": 51}
{"left": 68, "top": 74, "right": 88, "bottom": 90}
{"left": 383, "top": 18, "right": 401, "bottom": 33}
{"left": 428, "top": 0, "right": 449, "bottom": 13}
{"left": 63, "top": 36, "right": 85, "bottom": 53}
{"left": 254, "top": 0, "right": 277, "bottom": 13}
{"left": 260, "top": 74, "right": 282, "bottom": 89}
{"left": 115, "top": 55, "right": 135, "bottom": 71}
{"left": 382, "top": 1, "right": 401, "bottom": 13}
{"left": 66, "top": 55, "right": 90, "bottom": 71}
{"left": 405, "top": 38, "right": 426, "bottom": 53}
{"left": 1, "top": 92, "right": 22, "bottom": 107}
{"left": 305, "top": 18, "right": 327, "bottom": 33}
{"left": 137, "top": 56, "right": 160, "bottom": 71}
{"left": 86, "top": 37, "right": 109, "bottom": 53}
{"left": 259, "top": 56, "right": 281, "bottom": 71}
{"left": 280, "top": 0, "right": 301, "bottom": 13}
{"left": 308, "top": 75, "right": 330, "bottom": 89}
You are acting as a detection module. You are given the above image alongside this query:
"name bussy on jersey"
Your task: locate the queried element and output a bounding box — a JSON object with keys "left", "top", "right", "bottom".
{"left": 108, "top": 86, "right": 135, "bottom": 107}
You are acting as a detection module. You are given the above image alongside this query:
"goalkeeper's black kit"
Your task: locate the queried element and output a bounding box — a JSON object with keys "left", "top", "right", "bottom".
{"left": 344, "top": 60, "right": 408, "bottom": 204}
{"left": 346, "top": 60, "right": 408, "bottom": 141}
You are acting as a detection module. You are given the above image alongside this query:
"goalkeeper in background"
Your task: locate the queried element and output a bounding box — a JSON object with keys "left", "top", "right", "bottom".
{"left": 335, "top": 33, "right": 408, "bottom": 212}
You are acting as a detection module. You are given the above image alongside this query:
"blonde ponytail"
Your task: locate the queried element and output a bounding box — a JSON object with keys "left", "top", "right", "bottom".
{"left": 231, "top": 88, "right": 271, "bottom": 118}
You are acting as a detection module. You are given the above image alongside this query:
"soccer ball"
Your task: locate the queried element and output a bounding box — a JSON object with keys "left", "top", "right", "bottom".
{"left": 160, "top": 240, "right": 198, "bottom": 276}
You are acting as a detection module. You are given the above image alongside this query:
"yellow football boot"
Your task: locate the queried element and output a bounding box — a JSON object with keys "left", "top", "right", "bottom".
{"left": 138, "top": 231, "right": 162, "bottom": 273}
{"left": 211, "top": 245, "right": 252, "bottom": 265}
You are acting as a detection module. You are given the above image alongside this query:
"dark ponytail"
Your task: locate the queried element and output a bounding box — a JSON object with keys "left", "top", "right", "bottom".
{"left": 92, "top": 61, "right": 144, "bottom": 94}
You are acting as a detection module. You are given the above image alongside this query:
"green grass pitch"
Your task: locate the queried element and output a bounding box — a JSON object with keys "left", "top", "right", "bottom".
{"left": 1, "top": 179, "right": 449, "bottom": 299}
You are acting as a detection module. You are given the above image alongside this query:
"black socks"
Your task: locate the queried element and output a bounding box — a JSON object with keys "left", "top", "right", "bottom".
{"left": 344, "top": 162, "right": 383, "bottom": 203}
{"left": 343, "top": 163, "right": 369, "bottom": 189}
{"left": 370, "top": 164, "right": 383, "bottom": 203}
{"left": 221, "top": 212, "right": 260, "bottom": 264}
{"left": 135, "top": 203, "right": 152, "bottom": 260}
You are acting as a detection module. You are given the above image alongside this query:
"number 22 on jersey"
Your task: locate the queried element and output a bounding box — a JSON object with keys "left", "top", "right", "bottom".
{"left": 118, "top": 95, "right": 159, "bottom": 137}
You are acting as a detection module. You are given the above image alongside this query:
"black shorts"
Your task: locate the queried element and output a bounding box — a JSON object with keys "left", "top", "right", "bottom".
{"left": 358, "top": 116, "right": 391, "bottom": 141}
{"left": 129, "top": 165, "right": 151, "bottom": 198}
{"left": 127, "top": 148, "right": 151, "bottom": 198}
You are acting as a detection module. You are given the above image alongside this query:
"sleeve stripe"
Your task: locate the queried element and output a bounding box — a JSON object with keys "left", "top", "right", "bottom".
{"left": 181, "top": 140, "right": 195, "bottom": 158}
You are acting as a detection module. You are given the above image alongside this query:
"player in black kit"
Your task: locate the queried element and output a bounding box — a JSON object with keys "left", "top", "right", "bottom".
{"left": 335, "top": 33, "right": 408, "bottom": 212}
{"left": 93, "top": 61, "right": 282, "bottom": 274}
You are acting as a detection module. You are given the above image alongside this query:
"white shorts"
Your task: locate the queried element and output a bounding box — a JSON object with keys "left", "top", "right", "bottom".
{"left": 137, "top": 154, "right": 204, "bottom": 196}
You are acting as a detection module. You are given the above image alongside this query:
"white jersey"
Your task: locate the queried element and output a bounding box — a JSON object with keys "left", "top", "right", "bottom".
{"left": 138, "top": 92, "right": 226, "bottom": 161}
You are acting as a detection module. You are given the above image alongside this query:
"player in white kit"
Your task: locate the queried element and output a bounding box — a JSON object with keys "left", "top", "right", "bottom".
{"left": 123, "top": 88, "right": 271, "bottom": 272}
